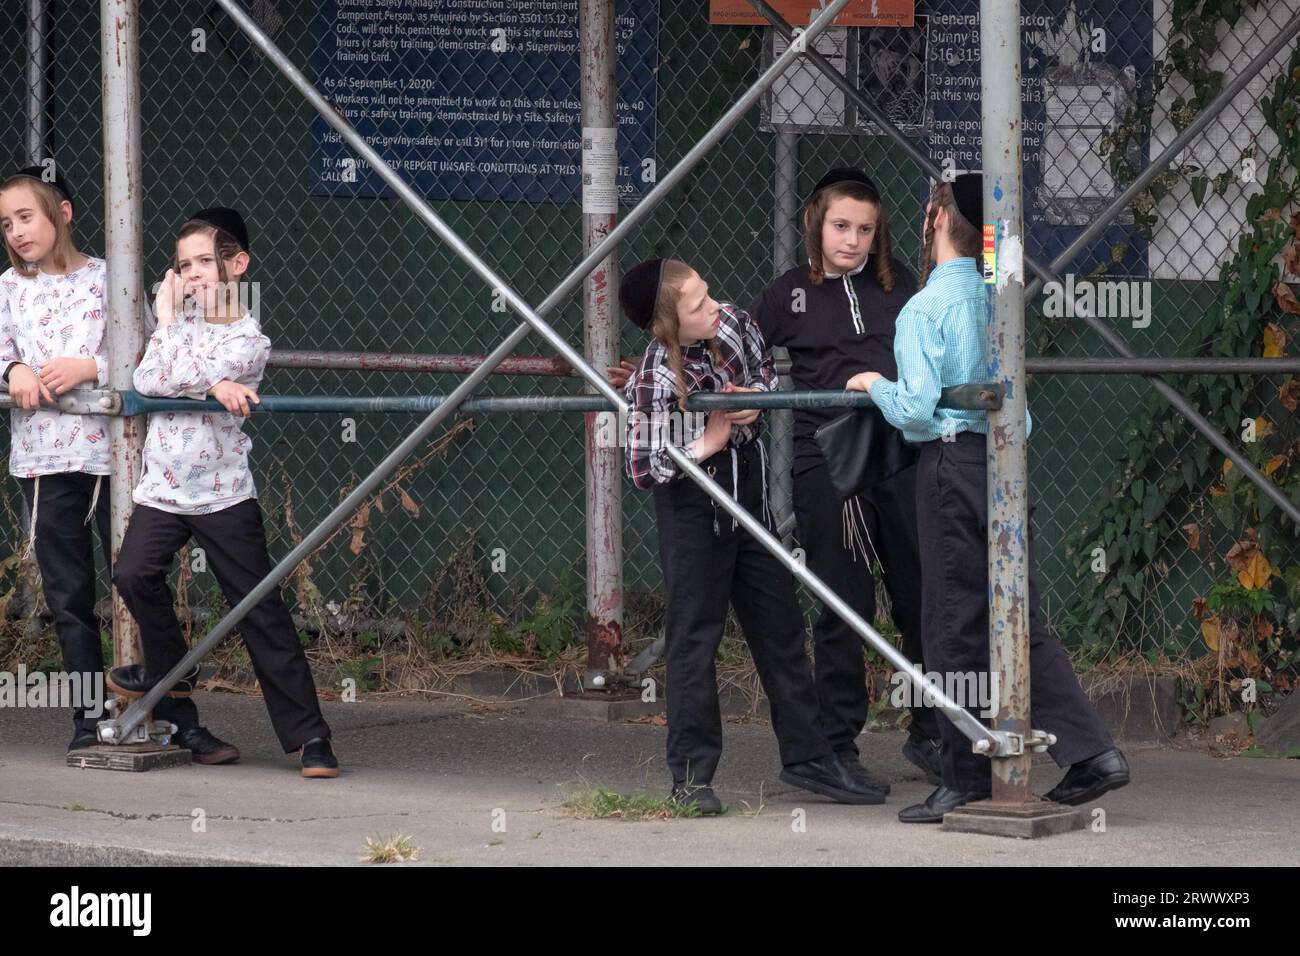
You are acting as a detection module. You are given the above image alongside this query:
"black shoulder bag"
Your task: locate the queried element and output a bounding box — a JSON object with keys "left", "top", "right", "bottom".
{"left": 813, "top": 405, "right": 918, "bottom": 499}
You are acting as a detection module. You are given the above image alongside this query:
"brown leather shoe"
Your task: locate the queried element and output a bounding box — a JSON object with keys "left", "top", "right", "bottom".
{"left": 301, "top": 737, "right": 340, "bottom": 778}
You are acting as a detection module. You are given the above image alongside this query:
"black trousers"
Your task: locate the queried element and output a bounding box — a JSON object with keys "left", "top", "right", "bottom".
{"left": 915, "top": 432, "right": 1114, "bottom": 792}
{"left": 18, "top": 472, "right": 107, "bottom": 732}
{"left": 112, "top": 499, "right": 330, "bottom": 752}
{"left": 792, "top": 455, "right": 940, "bottom": 753}
{"left": 16, "top": 473, "right": 191, "bottom": 733}
{"left": 653, "top": 440, "right": 829, "bottom": 785}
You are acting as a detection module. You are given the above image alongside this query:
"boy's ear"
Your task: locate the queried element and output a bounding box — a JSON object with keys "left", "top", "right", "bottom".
{"left": 229, "top": 250, "right": 250, "bottom": 278}
{"left": 59, "top": 199, "right": 74, "bottom": 225}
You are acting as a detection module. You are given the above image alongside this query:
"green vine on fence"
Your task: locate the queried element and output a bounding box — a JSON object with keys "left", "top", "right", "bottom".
{"left": 1063, "top": 0, "right": 1300, "bottom": 709}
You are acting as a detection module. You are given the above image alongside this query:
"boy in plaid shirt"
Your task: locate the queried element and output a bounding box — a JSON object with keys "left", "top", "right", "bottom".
{"left": 620, "top": 257, "right": 884, "bottom": 814}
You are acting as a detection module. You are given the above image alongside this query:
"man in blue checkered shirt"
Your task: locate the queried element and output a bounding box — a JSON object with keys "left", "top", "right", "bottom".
{"left": 847, "top": 174, "right": 1128, "bottom": 824}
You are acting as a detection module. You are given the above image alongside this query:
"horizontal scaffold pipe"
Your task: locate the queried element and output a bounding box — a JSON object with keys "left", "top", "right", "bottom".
{"left": 9, "top": 362, "right": 1295, "bottom": 417}
{"left": 1024, "top": 358, "right": 1300, "bottom": 374}
{"left": 687, "top": 385, "right": 1002, "bottom": 411}
{"left": 0, "top": 386, "right": 1004, "bottom": 417}
{"left": 266, "top": 350, "right": 1300, "bottom": 379}
{"left": 269, "top": 350, "right": 574, "bottom": 377}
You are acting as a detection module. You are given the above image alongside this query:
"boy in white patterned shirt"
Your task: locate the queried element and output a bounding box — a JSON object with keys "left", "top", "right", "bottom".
{"left": 107, "top": 207, "right": 338, "bottom": 778}
{"left": 0, "top": 165, "right": 141, "bottom": 752}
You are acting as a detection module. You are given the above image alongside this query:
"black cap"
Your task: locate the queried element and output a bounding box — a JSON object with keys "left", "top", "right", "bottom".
{"left": 810, "top": 167, "right": 876, "bottom": 201}
{"left": 187, "top": 206, "right": 250, "bottom": 253}
{"left": 950, "top": 173, "right": 983, "bottom": 231}
{"left": 620, "top": 258, "right": 666, "bottom": 330}
{"left": 11, "top": 164, "right": 75, "bottom": 215}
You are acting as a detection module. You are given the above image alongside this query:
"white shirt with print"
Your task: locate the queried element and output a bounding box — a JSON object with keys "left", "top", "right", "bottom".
{"left": 132, "top": 310, "right": 270, "bottom": 515}
{"left": 0, "top": 258, "right": 112, "bottom": 477}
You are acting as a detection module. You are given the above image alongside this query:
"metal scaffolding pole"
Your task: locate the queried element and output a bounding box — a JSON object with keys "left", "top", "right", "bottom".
{"left": 1026, "top": 358, "right": 1300, "bottom": 375}
{"left": 17, "top": 0, "right": 52, "bottom": 557}
{"left": 264, "top": 348, "right": 1300, "bottom": 378}
{"left": 268, "top": 350, "right": 576, "bottom": 377}
{"left": 100, "top": 0, "right": 146, "bottom": 669}
{"left": 579, "top": 0, "right": 623, "bottom": 691}
{"left": 981, "top": 0, "right": 1033, "bottom": 807}
{"left": 26, "top": 0, "right": 50, "bottom": 163}
{"left": 16, "top": 385, "right": 996, "bottom": 418}
{"left": 769, "top": 130, "right": 798, "bottom": 544}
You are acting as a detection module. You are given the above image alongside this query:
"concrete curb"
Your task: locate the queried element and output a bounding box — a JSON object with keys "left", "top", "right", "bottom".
{"left": 189, "top": 665, "right": 1189, "bottom": 741}
{"left": 0, "top": 835, "right": 283, "bottom": 867}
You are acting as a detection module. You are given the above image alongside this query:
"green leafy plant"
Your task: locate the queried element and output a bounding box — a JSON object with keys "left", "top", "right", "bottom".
{"left": 511, "top": 575, "right": 581, "bottom": 661}
{"left": 339, "top": 654, "right": 383, "bottom": 693}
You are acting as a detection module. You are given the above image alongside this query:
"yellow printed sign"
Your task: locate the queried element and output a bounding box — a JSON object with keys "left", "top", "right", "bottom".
{"left": 982, "top": 223, "right": 997, "bottom": 285}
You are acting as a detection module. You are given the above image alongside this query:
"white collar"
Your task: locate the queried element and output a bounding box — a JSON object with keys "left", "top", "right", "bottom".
{"left": 815, "top": 256, "right": 868, "bottom": 278}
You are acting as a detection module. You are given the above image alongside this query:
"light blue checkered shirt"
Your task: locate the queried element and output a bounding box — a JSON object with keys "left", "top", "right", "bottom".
{"left": 869, "top": 257, "right": 1031, "bottom": 443}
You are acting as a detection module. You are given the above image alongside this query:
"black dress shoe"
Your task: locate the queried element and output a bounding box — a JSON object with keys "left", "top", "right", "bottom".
{"left": 833, "top": 749, "right": 891, "bottom": 794}
{"left": 782, "top": 755, "right": 887, "bottom": 805}
{"left": 897, "top": 785, "right": 990, "bottom": 823}
{"left": 901, "top": 733, "right": 943, "bottom": 786}
{"left": 669, "top": 782, "right": 722, "bottom": 815}
{"left": 300, "top": 737, "right": 340, "bottom": 779}
{"left": 68, "top": 728, "right": 100, "bottom": 751}
{"left": 107, "top": 663, "right": 202, "bottom": 699}
{"left": 1044, "top": 748, "right": 1130, "bottom": 806}
{"left": 174, "top": 727, "right": 240, "bottom": 765}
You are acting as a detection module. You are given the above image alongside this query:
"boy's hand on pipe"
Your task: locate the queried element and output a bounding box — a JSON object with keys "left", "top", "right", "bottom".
{"left": 845, "top": 371, "right": 882, "bottom": 393}
{"left": 721, "top": 381, "right": 760, "bottom": 426}
{"left": 39, "top": 357, "right": 98, "bottom": 395}
{"left": 209, "top": 379, "right": 260, "bottom": 417}
{"left": 7, "top": 363, "right": 52, "bottom": 410}
{"left": 690, "top": 408, "right": 733, "bottom": 460}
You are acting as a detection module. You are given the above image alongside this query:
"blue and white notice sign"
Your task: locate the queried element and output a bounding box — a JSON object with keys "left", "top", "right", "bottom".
{"left": 308, "top": 0, "right": 658, "bottom": 206}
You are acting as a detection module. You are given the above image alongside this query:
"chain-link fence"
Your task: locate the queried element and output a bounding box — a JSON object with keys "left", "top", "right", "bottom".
{"left": 2, "top": 1, "right": 1298, "bottom": 699}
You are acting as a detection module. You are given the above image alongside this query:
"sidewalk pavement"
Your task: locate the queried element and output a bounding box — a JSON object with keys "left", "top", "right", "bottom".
{"left": 1, "top": 692, "right": 1296, "bottom": 866}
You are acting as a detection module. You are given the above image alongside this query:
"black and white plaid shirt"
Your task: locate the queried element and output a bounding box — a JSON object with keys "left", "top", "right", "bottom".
{"left": 624, "top": 301, "right": 777, "bottom": 489}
